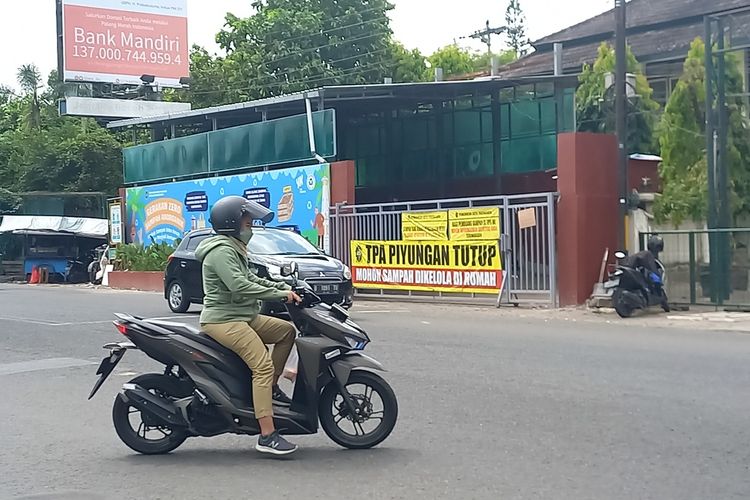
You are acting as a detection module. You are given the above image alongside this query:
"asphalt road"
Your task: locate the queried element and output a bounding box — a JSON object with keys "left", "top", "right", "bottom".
{"left": 1, "top": 284, "right": 749, "bottom": 500}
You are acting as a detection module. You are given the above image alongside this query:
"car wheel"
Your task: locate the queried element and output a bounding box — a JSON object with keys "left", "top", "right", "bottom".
{"left": 167, "top": 280, "right": 190, "bottom": 313}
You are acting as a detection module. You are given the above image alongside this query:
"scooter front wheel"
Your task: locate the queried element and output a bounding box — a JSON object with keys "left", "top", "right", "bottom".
{"left": 319, "top": 371, "right": 398, "bottom": 449}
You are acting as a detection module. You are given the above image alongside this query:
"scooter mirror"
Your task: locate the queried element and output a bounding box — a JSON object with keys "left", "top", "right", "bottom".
{"left": 281, "top": 261, "right": 298, "bottom": 277}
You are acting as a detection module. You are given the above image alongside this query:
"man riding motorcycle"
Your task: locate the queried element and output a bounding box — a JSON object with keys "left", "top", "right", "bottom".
{"left": 196, "top": 196, "right": 301, "bottom": 456}
{"left": 621, "top": 234, "right": 669, "bottom": 311}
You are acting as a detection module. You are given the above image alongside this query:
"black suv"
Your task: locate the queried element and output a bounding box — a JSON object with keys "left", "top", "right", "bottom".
{"left": 164, "top": 228, "right": 354, "bottom": 314}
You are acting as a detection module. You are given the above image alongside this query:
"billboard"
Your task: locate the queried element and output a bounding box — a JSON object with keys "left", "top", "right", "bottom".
{"left": 350, "top": 240, "right": 503, "bottom": 294}
{"left": 61, "top": 0, "right": 189, "bottom": 87}
{"left": 125, "top": 164, "right": 331, "bottom": 251}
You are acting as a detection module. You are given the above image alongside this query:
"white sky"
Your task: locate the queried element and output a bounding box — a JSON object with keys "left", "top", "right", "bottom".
{"left": 0, "top": 0, "right": 613, "bottom": 89}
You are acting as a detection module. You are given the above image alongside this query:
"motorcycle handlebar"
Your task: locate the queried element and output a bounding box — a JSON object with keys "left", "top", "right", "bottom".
{"left": 281, "top": 280, "right": 322, "bottom": 308}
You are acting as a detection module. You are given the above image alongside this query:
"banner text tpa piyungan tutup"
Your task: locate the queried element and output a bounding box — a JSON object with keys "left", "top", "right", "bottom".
{"left": 350, "top": 240, "right": 503, "bottom": 294}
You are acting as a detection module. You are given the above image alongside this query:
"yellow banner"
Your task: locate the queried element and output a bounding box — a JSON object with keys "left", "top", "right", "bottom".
{"left": 401, "top": 211, "right": 448, "bottom": 241}
{"left": 448, "top": 207, "right": 500, "bottom": 241}
{"left": 351, "top": 240, "right": 503, "bottom": 294}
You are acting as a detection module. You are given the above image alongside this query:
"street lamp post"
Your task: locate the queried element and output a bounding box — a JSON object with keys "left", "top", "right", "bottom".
{"left": 615, "top": 0, "right": 628, "bottom": 251}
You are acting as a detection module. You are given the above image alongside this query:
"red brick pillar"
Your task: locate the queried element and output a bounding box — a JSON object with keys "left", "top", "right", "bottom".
{"left": 328, "top": 160, "right": 356, "bottom": 263}
{"left": 556, "top": 133, "right": 619, "bottom": 306}
{"left": 329, "top": 160, "right": 356, "bottom": 206}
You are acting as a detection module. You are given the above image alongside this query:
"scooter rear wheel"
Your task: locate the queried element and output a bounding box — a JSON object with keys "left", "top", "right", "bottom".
{"left": 319, "top": 371, "right": 398, "bottom": 449}
{"left": 613, "top": 288, "right": 634, "bottom": 318}
{"left": 112, "top": 373, "right": 192, "bottom": 455}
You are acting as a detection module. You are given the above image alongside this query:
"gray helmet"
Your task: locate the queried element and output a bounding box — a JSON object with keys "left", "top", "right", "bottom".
{"left": 209, "top": 196, "right": 274, "bottom": 237}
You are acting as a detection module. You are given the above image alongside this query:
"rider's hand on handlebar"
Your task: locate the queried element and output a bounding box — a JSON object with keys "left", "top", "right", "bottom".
{"left": 285, "top": 291, "right": 302, "bottom": 304}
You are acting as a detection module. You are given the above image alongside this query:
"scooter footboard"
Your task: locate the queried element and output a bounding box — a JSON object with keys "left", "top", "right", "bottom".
{"left": 330, "top": 353, "right": 386, "bottom": 385}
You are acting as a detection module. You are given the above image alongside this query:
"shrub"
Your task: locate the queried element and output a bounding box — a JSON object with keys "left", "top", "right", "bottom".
{"left": 115, "top": 240, "right": 179, "bottom": 272}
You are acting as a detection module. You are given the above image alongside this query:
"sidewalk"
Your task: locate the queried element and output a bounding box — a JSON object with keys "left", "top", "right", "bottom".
{"left": 356, "top": 292, "right": 750, "bottom": 332}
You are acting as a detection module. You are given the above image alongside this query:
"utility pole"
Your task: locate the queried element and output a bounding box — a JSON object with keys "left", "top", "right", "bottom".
{"left": 614, "top": 0, "right": 628, "bottom": 251}
{"left": 463, "top": 20, "right": 507, "bottom": 54}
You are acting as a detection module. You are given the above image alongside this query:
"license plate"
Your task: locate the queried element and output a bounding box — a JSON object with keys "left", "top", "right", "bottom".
{"left": 88, "top": 350, "right": 126, "bottom": 400}
{"left": 314, "top": 284, "right": 339, "bottom": 294}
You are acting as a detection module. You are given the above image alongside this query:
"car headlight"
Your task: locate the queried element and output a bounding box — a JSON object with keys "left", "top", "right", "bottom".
{"left": 343, "top": 265, "right": 352, "bottom": 280}
{"left": 267, "top": 264, "right": 283, "bottom": 280}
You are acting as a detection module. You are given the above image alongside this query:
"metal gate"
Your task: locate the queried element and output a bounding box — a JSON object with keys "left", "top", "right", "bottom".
{"left": 329, "top": 193, "right": 558, "bottom": 306}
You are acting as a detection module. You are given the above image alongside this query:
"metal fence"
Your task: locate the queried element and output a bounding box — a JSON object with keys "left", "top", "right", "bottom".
{"left": 640, "top": 228, "right": 750, "bottom": 307}
{"left": 329, "top": 192, "right": 558, "bottom": 305}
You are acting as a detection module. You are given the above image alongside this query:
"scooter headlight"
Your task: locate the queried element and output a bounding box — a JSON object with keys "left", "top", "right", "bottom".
{"left": 343, "top": 265, "right": 352, "bottom": 280}
{"left": 345, "top": 336, "right": 367, "bottom": 350}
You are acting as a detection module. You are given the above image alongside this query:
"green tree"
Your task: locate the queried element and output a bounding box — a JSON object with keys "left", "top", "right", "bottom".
{"left": 505, "top": 0, "right": 530, "bottom": 57}
{"left": 472, "top": 49, "right": 518, "bottom": 73}
{"left": 16, "top": 64, "right": 42, "bottom": 130}
{"left": 179, "top": 0, "right": 397, "bottom": 107}
{"left": 0, "top": 188, "right": 21, "bottom": 214}
{"left": 576, "top": 43, "right": 660, "bottom": 153}
{"left": 0, "top": 67, "right": 124, "bottom": 196}
{"left": 425, "top": 44, "right": 475, "bottom": 80}
{"left": 656, "top": 37, "right": 750, "bottom": 224}
{"left": 388, "top": 42, "right": 428, "bottom": 83}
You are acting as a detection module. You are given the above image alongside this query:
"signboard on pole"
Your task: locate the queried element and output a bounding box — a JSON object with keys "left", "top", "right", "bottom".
{"left": 60, "top": 0, "right": 189, "bottom": 87}
{"left": 350, "top": 240, "right": 503, "bottom": 294}
{"left": 109, "top": 201, "right": 123, "bottom": 245}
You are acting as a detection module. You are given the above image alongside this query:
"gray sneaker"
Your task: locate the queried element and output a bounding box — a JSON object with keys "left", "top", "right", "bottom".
{"left": 256, "top": 431, "right": 298, "bottom": 456}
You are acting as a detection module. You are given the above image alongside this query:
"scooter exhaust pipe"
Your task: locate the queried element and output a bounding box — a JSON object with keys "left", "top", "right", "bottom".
{"left": 119, "top": 383, "right": 188, "bottom": 428}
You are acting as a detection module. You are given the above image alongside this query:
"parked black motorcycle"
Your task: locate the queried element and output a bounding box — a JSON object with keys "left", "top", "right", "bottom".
{"left": 605, "top": 250, "right": 670, "bottom": 318}
{"left": 88, "top": 262, "right": 398, "bottom": 454}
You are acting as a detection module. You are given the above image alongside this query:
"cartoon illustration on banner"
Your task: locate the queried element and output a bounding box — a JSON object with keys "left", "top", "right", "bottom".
{"left": 126, "top": 164, "right": 330, "bottom": 251}
{"left": 350, "top": 240, "right": 503, "bottom": 294}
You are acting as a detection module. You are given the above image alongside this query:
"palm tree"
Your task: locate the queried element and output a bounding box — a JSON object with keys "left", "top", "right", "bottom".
{"left": 16, "top": 64, "right": 42, "bottom": 129}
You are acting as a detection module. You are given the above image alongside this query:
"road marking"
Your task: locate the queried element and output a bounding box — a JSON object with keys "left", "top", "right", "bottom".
{"left": 355, "top": 310, "right": 410, "bottom": 314}
{"left": 0, "top": 316, "right": 60, "bottom": 326}
{"left": 0, "top": 358, "right": 95, "bottom": 376}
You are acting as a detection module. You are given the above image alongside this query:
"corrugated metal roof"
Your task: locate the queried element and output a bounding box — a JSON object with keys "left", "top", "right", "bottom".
{"left": 107, "top": 76, "right": 578, "bottom": 130}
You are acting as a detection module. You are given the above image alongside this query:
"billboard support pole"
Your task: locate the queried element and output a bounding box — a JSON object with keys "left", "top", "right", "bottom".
{"left": 305, "top": 97, "right": 326, "bottom": 164}
{"left": 56, "top": 0, "right": 64, "bottom": 83}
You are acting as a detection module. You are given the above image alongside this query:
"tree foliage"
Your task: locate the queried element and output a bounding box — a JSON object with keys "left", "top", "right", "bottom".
{"left": 178, "top": 0, "right": 401, "bottom": 108}
{"left": 16, "top": 64, "right": 42, "bottom": 130}
{"left": 0, "top": 66, "right": 125, "bottom": 198}
{"left": 656, "top": 37, "right": 750, "bottom": 224}
{"left": 472, "top": 49, "right": 518, "bottom": 73}
{"left": 425, "top": 44, "right": 475, "bottom": 80}
{"left": 505, "top": 0, "right": 530, "bottom": 57}
{"left": 576, "top": 43, "right": 660, "bottom": 154}
{"left": 0, "top": 188, "right": 21, "bottom": 214}
{"left": 388, "top": 42, "right": 428, "bottom": 83}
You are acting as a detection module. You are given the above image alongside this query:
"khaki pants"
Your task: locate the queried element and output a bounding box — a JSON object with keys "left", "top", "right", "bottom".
{"left": 201, "top": 315, "right": 295, "bottom": 419}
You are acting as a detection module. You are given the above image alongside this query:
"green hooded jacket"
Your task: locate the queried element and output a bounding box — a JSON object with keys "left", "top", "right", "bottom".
{"left": 195, "top": 235, "right": 291, "bottom": 324}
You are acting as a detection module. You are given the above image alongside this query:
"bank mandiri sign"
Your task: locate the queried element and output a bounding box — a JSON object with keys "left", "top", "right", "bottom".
{"left": 350, "top": 240, "right": 503, "bottom": 294}
{"left": 61, "top": 0, "right": 189, "bottom": 87}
